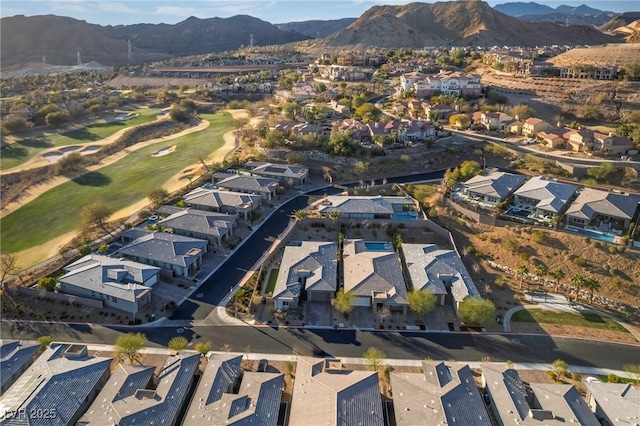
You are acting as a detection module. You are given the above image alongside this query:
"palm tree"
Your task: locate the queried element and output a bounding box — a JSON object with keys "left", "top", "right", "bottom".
{"left": 570, "top": 274, "right": 586, "bottom": 301}
{"left": 327, "top": 211, "right": 342, "bottom": 224}
{"left": 584, "top": 277, "right": 601, "bottom": 304}
{"left": 534, "top": 264, "right": 548, "bottom": 291}
{"left": 551, "top": 268, "right": 565, "bottom": 294}
{"left": 517, "top": 264, "right": 529, "bottom": 291}
{"left": 293, "top": 209, "right": 308, "bottom": 220}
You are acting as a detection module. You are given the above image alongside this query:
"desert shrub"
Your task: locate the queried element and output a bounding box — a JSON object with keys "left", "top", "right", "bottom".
{"left": 572, "top": 257, "right": 588, "bottom": 267}
{"left": 519, "top": 252, "right": 530, "bottom": 261}
{"left": 531, "top": 230, "right": 548, "bottom": 244}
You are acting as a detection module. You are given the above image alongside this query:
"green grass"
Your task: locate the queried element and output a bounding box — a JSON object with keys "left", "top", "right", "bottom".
{"left": 511, "top": 309, "right": 629, "bottom": 333}
{"left": 266, "top": 269, "right": 279, "bottom": 296}
{"left": 1, "top": 107, "right": 160, "bottom": 170}
{"left": 1, "top": 112, "right": 232, "bottom": 253}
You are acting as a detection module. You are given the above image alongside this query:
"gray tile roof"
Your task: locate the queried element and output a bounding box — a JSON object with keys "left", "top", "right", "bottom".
{"left": 463, "top": 172, "right": 526, "bottom": 200}
{"left": 273, "top": 241, "right": 338, "bottom": 301}
{"left": 401, "top": 244, "right": 480, "bottom": 302}
{"left": 217, "top": 175, "right": 279, "bottom": 194}
{"left": 60, "top": 254, "right": 160, "bottom": 303}
{"left": 96, "top": 353, "right": 200, "bottom": 426}
{"left": 0, "top": 343, "right": 111, "bottom": 426}
{"left": 289, "top": 357, "right": 384, "bottom": 426}
{"left": 183, "top": 187, "right": 261, "bottom": 210}
{"left": 482, "top": 365, "right": 600, "bottom": 425}
{"left": 118, "top": 230, "right": 207, "bottom": 268}
{"left": 391, "top": 361, "right": 491, "bottom": 426}
{"left": 565, "top": 188, "right": 640, "bottom": 221}
{"left": 0, "top": 340, "right": 39, "bottom": 392}
{"left": 514, "top": 176, "right": 579, "bottom": 213}
{"left": 78, "top": 364, "right": 155, "bottom": 424}
{"left": 343, "top": 240, "right": 408, "bottom": 306}
{"left": 318, "top": 196, "right": 414, "bottom": 216}
{"left": 156, "top": 207, "right": 236, "bottom": 238}
{"left": 184, "top": 354, "right": 283, "bottom": 426}
{"left": 250, "top": 162, "right": 308, "bottom": 180}
{"left": 585, "top": 383, "right": 640, "bottom": 425}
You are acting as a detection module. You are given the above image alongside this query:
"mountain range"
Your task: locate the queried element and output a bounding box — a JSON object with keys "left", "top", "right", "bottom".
{"left": 493, "top": 2, "right": 616, "bottom": 26}
{"left": 0, "top": 1, "right": 629, "bottom": 70}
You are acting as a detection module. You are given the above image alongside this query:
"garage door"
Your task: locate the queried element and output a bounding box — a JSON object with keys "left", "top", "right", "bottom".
{"left": 308, "top": 291, "right": 331, "bottom": 302}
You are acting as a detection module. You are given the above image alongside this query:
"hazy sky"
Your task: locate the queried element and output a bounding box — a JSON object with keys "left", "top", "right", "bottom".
{"left": 1, "top": 0, "right": 637, "bottom": 25}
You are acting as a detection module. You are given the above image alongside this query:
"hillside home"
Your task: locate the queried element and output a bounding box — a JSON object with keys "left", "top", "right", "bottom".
{"left": 333, "top": 118, "right": 370, "bottom": 141}
{"left": 289, "top": 357, "right": 384, "bottom": 426}
{"left": 537, "top": 128, "right": 566, "bottom": 148}
{"left": 482, "top": 365, "right": 599, "bottom": 425}
{"left": 0, "top": 340, "right": 40, "bottom": 393}
{"left": 400, "top": 244, "right": 480, "bottom": 312}
{"left": 481, "top": 112, "right": 514, "bottom": 131}
{"left": 512, "top": 176, "right": 579, "bottom": 220}
{"left": 119, "top": 229, "right": 207, "bottom": 278}
{"left": 317, "top": 195, "right": 417, "bottom": 220}
{"left": 392, "top": 361, "right": 490, "bottom": 426}
{"left": 564, "top": 188, "right": 640, "bottom": 231}
{"left": 401, "top": 119, "right": 436, "bottom": 142}
{"left": 522, "top": 117, "right": 550, "bottom": 136}
{"left": 156, "top": 206, "right": 236, "bottom": 247}
{"left": 273, "top": 241, "right": 338, "bottom": 311}
{"left": 564, "top": 128, "right": 594, "bottom": 152}
{"left": 183, "top": 354, "right": 284, "bottom": 426}
{"left": 57, "top": 254, "right": 160, "bottom": 315}
{"left": 593, "top": 132, "right": 635, "bottom": 156}
{"left": 424, "top": 103, "right": 453, "bottom": 121}
{"left": 78, "top": 353, "right": 200, "bottom": 426}
{"left": 246, "top": 161, "right": 309, "bottom": 185}
{"left": 343, "top": 239, "right": 409, "bottom": 315}
{"left": 183, "top": 187, "right": 261, "bottom": 220}
{"left": 0, "top": 344, "right": 111, "bottom": 426}
{"left": 216, "top": 175, "right": 279, "bottom": 200}
{"left": 400, "top": 71, "right": 427, "bottom": 91}
{"left": 585, "top": 383, "right": 640, "bottom": 425}
{"left": 460, "top": 171, "right": 527, "bottom": 206}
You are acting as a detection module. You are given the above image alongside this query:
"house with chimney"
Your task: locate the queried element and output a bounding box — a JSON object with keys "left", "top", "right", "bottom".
{"left": 564, "top": 128, "right": 595, "bottom": 152}
{"left": 481, "top": 112, "right": 514, "bottom": 131}
{"left": 522, "top": 118, "right": 551, "bottom": 136}
{"left": 593, "top": 132, "right": 635, "bottom": 156}
{"left": 537, "top": 127, "right": 566, "bottom": 148}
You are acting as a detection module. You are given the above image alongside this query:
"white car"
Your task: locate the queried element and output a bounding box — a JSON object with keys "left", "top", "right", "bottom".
{"left": 585, "top": 376, "right": 602, "bottom": 384}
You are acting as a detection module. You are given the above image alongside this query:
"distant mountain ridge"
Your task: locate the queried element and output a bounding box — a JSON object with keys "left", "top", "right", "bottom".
{"left": 0, "top": 14, "right": 309, "bottom": 68}
{"left": 493, "top": 2, "right": 609, "bottom": 16}
{"left": 599, "top": 12, "right": 640, "bottom": 43}
{"left": 276, "top": 18, "right": 357, "bottom": 38}
{"left": 316, "top": 0, "right": 618, "bottom": 50}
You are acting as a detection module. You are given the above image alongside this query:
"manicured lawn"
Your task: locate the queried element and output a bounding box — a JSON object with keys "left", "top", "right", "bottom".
{"left": 266, "top": 268, "right": 280, "bottom": 296}
{"left": 1, "top": 112, "right": 232, "bottom": 253}
{"left": 1, "top": 107, "right": 160, "bottom": 170}
{"left": 511, "top": 309, "right": 628, "bottom": 333}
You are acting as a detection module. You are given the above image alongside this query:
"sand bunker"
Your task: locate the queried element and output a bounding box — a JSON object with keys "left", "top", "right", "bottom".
{"left": 114, "top": 112, "right": 138, "bottom": 121}
{"left": 152, "top": 145, "right": 176, "bottom": 157}
{"left": 80, "top": 145, "right": 100, "bottom": 155}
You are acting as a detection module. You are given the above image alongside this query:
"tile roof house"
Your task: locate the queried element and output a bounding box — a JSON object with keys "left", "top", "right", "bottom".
{"left": 333, "top": 119, "right": 370, "bottom": 141}
{"left": 183, "top": 187, "right": 261, "bottom": 220}
{"left": 216, "top": 175, "right": 279, "bottom": 200}
{"left": 481, "top": 112, "right": 514, "bottom": 131}
{"left": 537, "top": 128, "right": 566, "bottom": 148}
{"left": 424, "top": 104, "right": 454, "bottom": 121}
{"left": 564, "top": 128, "right": 595, "bottom": 152}
{"left": 317, "top": 196, "right": 416, "bottom": 220}
{"left": 400, "top": 244, "right": 480, "bottom": 311}
{"left": 119, "top": 229, "right": 208, "bottom": 278}
{"left": 481, "top": 365, "right": 600, "bottom": 425}
{"left": 183, "top": 354, "right": 284, "bottom": 426}
{"left": 522, "top": 118, "right": 550, "bottom": 136}
{"left": 0, "top": 343, "right": 111, "bottom": 426}
{"left": 156, "top": 205, "right": 236, "bottom": 247}
{"left": 246, "top": 161, "right": 309, "bottom": 185}
{"left": 289, "top": 357, "right": 384, "bottom": 426}
{"left": 391, "top": 361, "right": 491, "bottom": 426}
{"left": 564, "top": 188, "right": 640, "bottom": 230}
{"left": 513, "top": 176, "right": 579, "bottom": 220}
{"left": 273, "top": 241, "right": 338, "bottom": 311}
{"left": 343, "top": 239, "right": 409, "bottom": 315}
{"left": 58, "top": 254, "right": 160, "bottom": 315}
{"left": 593, "top": 132, "right": 635, "bottom": 156}
{"left": 78, "top": 353, "right": 199, "bottom": 426}
{"left": 461, "top": 171, "right": 527, "bottom": 206}
{"left": 0, "top": 340, "right": 40, "bottom": 393}
{"left": 585, "top": 383, "right": 640, "bottom": 425}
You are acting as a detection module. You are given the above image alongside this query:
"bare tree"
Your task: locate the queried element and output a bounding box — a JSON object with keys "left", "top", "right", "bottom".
{"left": 81, "top": 201, "right": 114, "bottom": 236}
{"left": 1, "top": 252, "right": 22, "bottom": 291}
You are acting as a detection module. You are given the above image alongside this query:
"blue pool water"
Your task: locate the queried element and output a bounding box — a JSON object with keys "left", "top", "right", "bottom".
{"left": 566, "top": 226, "right": 616, "bottom": 243}
{"left": 394, "top": 212, "right": 419, "bottom": 220}
{"left": 203, "top": 183, "right": 216, "bottom": 190}
{"left": 364, "top": 242, "right": 393, "bottom": 251}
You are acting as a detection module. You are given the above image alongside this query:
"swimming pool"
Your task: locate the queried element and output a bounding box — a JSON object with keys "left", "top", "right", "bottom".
{"left": 364, "top": 242, "right": 393, "bottom": 251}
{"left": 203, "top": 183, "right": 216, "bottom": 190}
{"left": 565, "top": 226, "right": 616, "bottom": 243}
{"left": 394, "top": 212, "right": 419, "bottom": 220}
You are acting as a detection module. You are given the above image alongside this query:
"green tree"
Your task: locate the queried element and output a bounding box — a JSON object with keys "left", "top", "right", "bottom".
{"left": 354, "top": 103, "right": 381, "bottom": 122}
{"left": 285, "top": 151, "right": 306, "bottom": 164}
{"left": 45, "top": 110, "right": 71, "bottom": 128}
{"left": 510, "top": 104, "right": 535, "bottom": 120}
{"left": 37, "top": 336, "right": 54, "bottom": 351}
{"left": 293, "top": 209, "right": 308, "bottom": 220}
{"left": 570, "top": 274, "right": 586, "bottom": 300}
{"left": 534, "top": 264, "right": 548, "bottom": 283}
{"left": 458, "top": 298, "right": 496, "bottom": 326}
{"left": 263, "top": 130, "right": 286, "bottom": 148}
{"left": 354, "top": 161, "right": 370, "bottom": 175}
{"left": 363, "top": 347, "right": 386, "bottom": 370}
{"left": 459, "top": 160, "right": 482, "bottom": 179}
{"left": 334, "top": 288, "right": 354, "bottom": 317}
{"left": 168, "top": 336, "right": 189, "bottom": 352}
{"left": 552, "top": 358, "right": 568, "bottom": 379}
{"left": 584, "top": 277, "right": 601, "bottom": 304}
{"left": 408, "top": 290, "right": 437, "bottom": 316}
{"left": 551, "top": 268, "right": 565, "bottom": 293}
{"left": 37, "top": 277, "right": 57, "bottom": 292}
{"left": 169, "top": 104, "right": 191, "bottom": 123}
{"left": 81, "top": 200, "right": 114, "bottom": 235}
{"left": 195, "top": 341, "right": 212, "bottom": 356}
{"left": 517, "top": 264, "right": 529, "bottom": 290}
{"left": 55, "top": 152, "right": 85, "bottom": 175}
{"left": 328, "top": 131, "right": 359, "bottom": 156}
{"left": 327, "top": 211, "right": 342, "bottom": 223}
{"left": 449, "top": 114, "right": 470, "bottom": 129}
{"left": 148, "top": 188, "right": 169, "bottom": 208}
{"left": 115, "top": 332, "right": 147, "bottom": 365}
{"left": 1, "top": 117, "right": 28, "bottom": 134}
